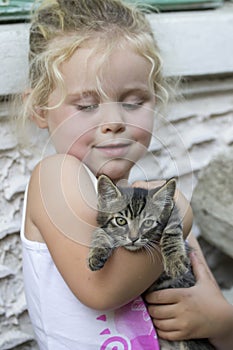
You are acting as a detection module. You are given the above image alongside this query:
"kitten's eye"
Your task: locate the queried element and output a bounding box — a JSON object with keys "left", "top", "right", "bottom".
{"left": 115, "top": 217, "right": 127, "bottom": 226}
{"left": 142, "top": 219, "right": 154, "bottom": 229}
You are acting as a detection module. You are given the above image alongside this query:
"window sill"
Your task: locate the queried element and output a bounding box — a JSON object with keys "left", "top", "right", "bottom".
{"left": 0, "top": 2, "right": 232, "bottom": 95}
{"left": 148, "top": 2, "right": 233, "bottom": 77}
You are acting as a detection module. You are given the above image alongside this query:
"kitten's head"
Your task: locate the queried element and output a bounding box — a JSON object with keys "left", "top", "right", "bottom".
{"left": 96, "top": 175, "right": 177, "bottom": 251}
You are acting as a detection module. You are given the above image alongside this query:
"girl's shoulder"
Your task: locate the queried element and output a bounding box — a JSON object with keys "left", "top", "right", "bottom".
{"left": 30, "top": 154, "right": 97, "bottom": 205}
{"left": 31, "top": 153, "right": 89, "bottom": 185}
{"left": 26, "top": 154, "right": 97, "bottom": 244}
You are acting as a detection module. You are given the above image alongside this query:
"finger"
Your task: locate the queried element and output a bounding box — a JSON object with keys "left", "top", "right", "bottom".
{"left": 147, "top": 180, "right": 165, "bottom": 188}
{"left": 190, "top": 251, "right": 216, "bottom": 285}
{"left": 132, "top": 180, "right": 148, "bottom": 189}
{"left": 155, "top": 319, "right": 194, "bottom": 341}
{"left": 132, "top": 180, "right": 165, "bottom": 189}
{"left": 156, "top": 329, "right": 186, "bottom": 342}
{"left": 148, "top": 303, "right": 177, "bottom": 320}
{"left": 145, "top": 288, "right": 182, "bottom": 304}
{"left": 188, "top": 234, "right": 217, "bottom": 284}
{"left": 153, "top": 317, "right": 179, "bottom": 333}
{"left": 190, "top": 251, "right": 206, "bottom": 280}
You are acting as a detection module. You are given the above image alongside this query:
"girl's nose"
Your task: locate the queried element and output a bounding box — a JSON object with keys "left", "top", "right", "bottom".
{"left": 100, "top": 103, "right": 126, "bottom": 134}
{"left": 101, "top": 121, "right": 126, "bottom": 134}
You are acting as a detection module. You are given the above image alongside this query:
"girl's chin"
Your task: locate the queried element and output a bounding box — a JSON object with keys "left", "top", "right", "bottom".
{"left": 95, "top": 161, "right": 134, "bottom": 181}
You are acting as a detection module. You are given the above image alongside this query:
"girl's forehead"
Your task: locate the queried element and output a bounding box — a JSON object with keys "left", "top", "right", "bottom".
{"left": 62, "top": 41, "right": 149, "bottom": 72}
{"left": 60, "top": 43, "right": 153, "bottom": 96}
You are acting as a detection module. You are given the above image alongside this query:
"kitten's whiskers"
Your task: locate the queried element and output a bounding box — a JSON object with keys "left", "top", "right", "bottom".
{"left": 146, "top": 241, "right": 163, "bottom": 265}
{"left": 144, "top": 244, "right": 155, "bottom": 263}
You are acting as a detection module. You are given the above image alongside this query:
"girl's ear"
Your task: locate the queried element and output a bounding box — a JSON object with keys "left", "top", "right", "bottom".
{"left": 30, "top": 107, "right": 48, "bottom": 129}
{"left": 23, "top": 89, "right": 48, "bottom": 129}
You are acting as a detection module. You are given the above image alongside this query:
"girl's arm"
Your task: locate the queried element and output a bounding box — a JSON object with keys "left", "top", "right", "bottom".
{"left": 27, "top": 154, "right": 164, "bottom": 311}
{"left": 145, "top": 233, "right": 233, "bottom": 350}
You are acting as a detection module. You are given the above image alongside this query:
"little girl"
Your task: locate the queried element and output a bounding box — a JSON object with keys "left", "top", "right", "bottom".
{"left": 19, "top": 0, "right": 233, "bottom": 349}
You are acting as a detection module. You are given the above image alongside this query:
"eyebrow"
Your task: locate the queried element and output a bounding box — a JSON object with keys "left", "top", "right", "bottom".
{"left": 67, "top": 86, "right": 152, "bottom": 101}
{"left": 67, "top": 90, "right": 99, "bottom": 99}
{"left": 119, "top": 87, "right": 152, "bottom": 99}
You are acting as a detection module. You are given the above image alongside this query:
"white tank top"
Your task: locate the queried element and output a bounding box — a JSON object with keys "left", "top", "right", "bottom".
{"left": 20, "top": 166, "right": 160, "bottom": 350}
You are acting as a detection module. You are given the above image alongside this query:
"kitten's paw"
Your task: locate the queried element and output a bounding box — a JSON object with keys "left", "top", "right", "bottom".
{"left": 164, "top": 254, "right": 189, "bottom": 278}
{"left": 88, "top": 255, "right": 106, "bottom": 271}
{"left": 88, "top": 248, "right": 109, "bottom": 271}
{"left": 88, "top": 257, "right": 106, "bottom": 271}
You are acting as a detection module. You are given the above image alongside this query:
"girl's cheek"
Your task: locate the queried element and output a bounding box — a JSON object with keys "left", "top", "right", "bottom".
{"left": 131, "top": 110, "right": 154, "bottom": 130}
{"left": 132, "top": 121, "right": 153, "bottom": 142}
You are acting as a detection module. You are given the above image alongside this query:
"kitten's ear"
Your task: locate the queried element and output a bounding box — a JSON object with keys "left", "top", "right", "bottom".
{"left": 152, "top": 178, "right": 176, "bottom": 203}
{"left": 97, "top": 175, "right": 122, "bottom": 202}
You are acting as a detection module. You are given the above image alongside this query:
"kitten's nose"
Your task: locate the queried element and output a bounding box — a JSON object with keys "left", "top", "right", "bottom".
{"left": 130, "top": 237, "right": 139, "bottom": 244}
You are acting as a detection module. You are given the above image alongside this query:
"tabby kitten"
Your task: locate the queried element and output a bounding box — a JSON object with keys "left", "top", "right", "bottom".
{"left": 88, "top": 175, "right": 214, "bottom": 350}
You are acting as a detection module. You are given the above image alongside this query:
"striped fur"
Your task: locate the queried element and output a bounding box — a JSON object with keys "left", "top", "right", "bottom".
{"left": 88, "top": 175, "right": 214, "bottom": 350}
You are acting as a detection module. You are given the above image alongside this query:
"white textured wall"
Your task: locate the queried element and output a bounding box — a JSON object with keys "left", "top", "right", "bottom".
{"left": 0, "top": 102, "right": 38, "bottom": 349}
{"left": 1, "top": 4, "right": 233, "bottom": 349}
{"left": 130, "top": 79, "right": 233, "bottom": 201}
{"left": 1, "top": 79, "right": 232, "bottom": 350}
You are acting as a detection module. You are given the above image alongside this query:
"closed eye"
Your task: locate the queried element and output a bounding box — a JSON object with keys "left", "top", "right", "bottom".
{"left": 121, "top": 102, "right": 143, "bottom": 110}
{"left": 76, "top": 104, "right": 99, "bottom": 112}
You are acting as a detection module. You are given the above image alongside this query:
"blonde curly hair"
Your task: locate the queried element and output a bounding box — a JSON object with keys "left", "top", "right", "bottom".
{"left": 21, "top": 0, "right": 170, "bottom": 124}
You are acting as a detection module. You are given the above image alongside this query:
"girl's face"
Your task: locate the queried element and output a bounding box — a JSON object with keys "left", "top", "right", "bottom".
{"left": 38, "top": 43, "right": 156, "bottom": 181}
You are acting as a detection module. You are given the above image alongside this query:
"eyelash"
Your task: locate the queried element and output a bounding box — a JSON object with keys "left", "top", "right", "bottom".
{"left": 75, "top": 104, "right": 99, "bottom": 111}
{"left": 121, "top": 102, "right": 143, "bottom": 110}
{"left": 76, "top": 101, "right": 144, "bottom": 112}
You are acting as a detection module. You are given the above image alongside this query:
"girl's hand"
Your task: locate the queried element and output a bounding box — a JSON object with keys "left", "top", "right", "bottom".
{"left": 145, "top": 243, "right": 233, "bottom": 350}
{"left": 132, "top": 180, "right": 165, "bottom": 189}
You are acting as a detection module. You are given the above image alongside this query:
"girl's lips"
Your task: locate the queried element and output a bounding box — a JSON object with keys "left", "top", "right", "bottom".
{"left": 95, "top": 143, "right": 131, "bottom": 157}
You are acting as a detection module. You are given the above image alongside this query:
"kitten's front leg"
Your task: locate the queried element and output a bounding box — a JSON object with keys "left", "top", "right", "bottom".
{"left": 160, "top": 225, "right": 190, "bottom": 278}
{"left": 88, "top": 228, "right": 114, "bottom": 271}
